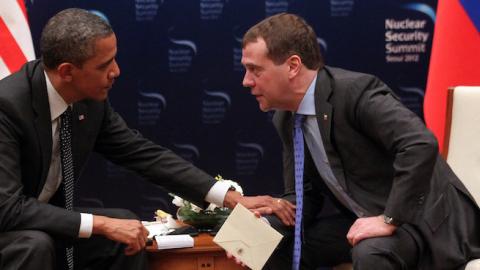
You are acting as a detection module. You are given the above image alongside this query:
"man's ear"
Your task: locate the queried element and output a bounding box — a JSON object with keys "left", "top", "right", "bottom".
{"left": 287, "top": 55, "right": 302, "bottom": 79}
{"left": 57, "top": 63, "right": 75, "bottom": 82}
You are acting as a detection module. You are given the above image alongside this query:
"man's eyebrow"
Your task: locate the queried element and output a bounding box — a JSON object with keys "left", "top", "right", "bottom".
{"left": 97, "top": 56, "right": 115, "bottom": 69}
{"left": 244, "top": 63, "right": 259, "bottom": 69}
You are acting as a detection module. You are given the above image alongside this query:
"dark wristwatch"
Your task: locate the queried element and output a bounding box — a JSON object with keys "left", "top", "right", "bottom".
{"left": 382, "top": 214, "right": 402, "bottom": 226}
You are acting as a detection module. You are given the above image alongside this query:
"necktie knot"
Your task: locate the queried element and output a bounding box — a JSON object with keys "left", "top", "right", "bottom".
{"left": 61, "top": 107, "right": 73, "bottom": 127}
{"left": 294, "top": 114, "right": 305, "bottom": 129}
{"left": 64, "top": 106, "right": 72, "bottom": 115}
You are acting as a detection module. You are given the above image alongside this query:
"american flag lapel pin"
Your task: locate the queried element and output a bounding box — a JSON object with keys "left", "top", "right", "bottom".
{"left": 78, "top": 114, "right": 85, "bottom": 121}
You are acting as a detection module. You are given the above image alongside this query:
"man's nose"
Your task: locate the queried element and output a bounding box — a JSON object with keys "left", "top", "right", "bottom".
{"left": 109, "top": 60, "right": 120, "bottom": 79}
{"left": 242, "top": 72, "right": 254, "bottom": 88}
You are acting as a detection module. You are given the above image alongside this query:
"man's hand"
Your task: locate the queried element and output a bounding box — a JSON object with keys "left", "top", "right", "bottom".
{"left": 223, "top": 191, "right": 296, "bottom": 226}
{"left": 346, "top": 215, "right": 397, "bottom": 246}
{"left": 92, "top": 215, "right": 149, "bottom": 255}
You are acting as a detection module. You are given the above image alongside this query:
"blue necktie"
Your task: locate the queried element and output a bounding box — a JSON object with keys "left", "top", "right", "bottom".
{"left": 292, "top": 114, "right": 305, "bottom": 270}
{"left": 60, "top": 107, "right": 75, "bottom": 270}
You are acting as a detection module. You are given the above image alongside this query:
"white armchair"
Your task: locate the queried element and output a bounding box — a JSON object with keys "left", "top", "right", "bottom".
{"left": 442, "top": 86, "right": 480, "bottom": 269}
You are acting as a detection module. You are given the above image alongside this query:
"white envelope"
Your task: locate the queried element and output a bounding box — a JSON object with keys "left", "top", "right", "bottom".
{"left": 213, "top": 204, "right": 283, "bottom": 270}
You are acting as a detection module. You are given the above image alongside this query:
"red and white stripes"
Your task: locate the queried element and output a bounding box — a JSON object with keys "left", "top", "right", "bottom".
{"left": 0, "top": 0, "right": 35, "bottom": 79}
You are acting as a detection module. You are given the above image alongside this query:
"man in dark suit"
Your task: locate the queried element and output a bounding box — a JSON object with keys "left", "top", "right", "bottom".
{"left": 0, "top": 8, "right": 295, "bottom": 270}
{"left": 241, "top": 13, "right": 480, "bottom": 269}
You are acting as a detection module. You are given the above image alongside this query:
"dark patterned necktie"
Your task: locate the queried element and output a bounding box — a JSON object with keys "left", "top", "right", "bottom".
{"left": 292, "top": 114, "right": 305, "bottom": 270}
{"left": 60, "top": 106, "right": 74, "bottom": 270}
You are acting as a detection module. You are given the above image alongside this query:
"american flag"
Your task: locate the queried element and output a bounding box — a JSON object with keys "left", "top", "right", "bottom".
{"left": 0, "top": 0, "right": 35, "bottom": 80}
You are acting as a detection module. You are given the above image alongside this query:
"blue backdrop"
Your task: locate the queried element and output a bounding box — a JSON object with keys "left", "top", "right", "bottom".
{"left": 26, "top": 0, "right": 437, "bottom": 220}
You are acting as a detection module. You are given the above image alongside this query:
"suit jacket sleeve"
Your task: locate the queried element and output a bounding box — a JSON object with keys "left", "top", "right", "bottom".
{"left": 353, "top": 76, "right": 438, "bottom": 224}
{"left": 0, "top": 109, "right": 81, "bottom": 237}
{"left": 93, "top": 101, "right": 216, "bottom": 207}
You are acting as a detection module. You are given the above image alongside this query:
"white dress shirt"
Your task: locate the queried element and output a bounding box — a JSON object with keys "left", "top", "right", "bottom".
{"left": 39, "top": 72, "right": 230, "bottom": 238}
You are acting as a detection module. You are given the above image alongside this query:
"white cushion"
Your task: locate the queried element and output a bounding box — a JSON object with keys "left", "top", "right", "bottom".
{"left": 446, "top": 86, "right": 480, "bottom": 269}
{"left": 446, "top": 86, "right": 480, "bottom": 205}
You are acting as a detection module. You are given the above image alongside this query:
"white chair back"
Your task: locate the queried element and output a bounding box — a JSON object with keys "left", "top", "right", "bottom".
{"left": 443, "top": 86, "right": 480, "bottom": 205}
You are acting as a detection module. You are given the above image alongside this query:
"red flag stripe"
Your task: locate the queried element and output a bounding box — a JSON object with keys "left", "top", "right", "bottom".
{"left": 0, "top": 16, "right": 27, "bottom": 73}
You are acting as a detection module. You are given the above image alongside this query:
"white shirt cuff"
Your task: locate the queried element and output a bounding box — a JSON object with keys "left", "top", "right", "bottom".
{"left": 79, "top": 213, "right": 93, "bottom": 238}
{"left": 205, "top": 181, "right": 231, "bottom": 207}
{"left": 260, "top": 217, "right": 270, "bottom": 225}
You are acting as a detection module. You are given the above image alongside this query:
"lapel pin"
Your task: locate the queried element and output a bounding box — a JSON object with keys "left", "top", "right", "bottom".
{"left": 323, "top": 114, "right": 328, "bottom": 121}
{"left": 78, "top": 114, "right": 85, "bottom": 121}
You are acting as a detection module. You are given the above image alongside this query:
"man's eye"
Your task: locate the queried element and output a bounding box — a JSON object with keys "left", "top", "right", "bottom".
{"left": 99, "top": 64, "right": 109, "bottom": 70}
{"left": 246, "top": 66, "right": 260, "bottom": 76}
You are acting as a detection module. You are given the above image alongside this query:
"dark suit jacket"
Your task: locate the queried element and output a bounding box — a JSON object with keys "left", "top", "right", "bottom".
{"left": 0, "top": 60, "right": 216, "bottom": 238}
{"left": 273, "top": 66, "right": 480, "bottom": 269}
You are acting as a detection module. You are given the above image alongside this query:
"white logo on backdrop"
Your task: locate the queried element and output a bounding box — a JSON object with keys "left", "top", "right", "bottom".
{"left": 317, "top": 37, "right": 328, "bottom": 53}
{"left": 385, "top": 3, "right": 435, "bottom": 63}
{"left": 265, "top": 0, "right": 289, "bottom": 17}
{"left": 330, "top": 0, "right": 355, "bottom": 17}
{"left": 233, "top": 26, "right": 245, "bottom": 72}
{"left": 169, "top": 38, "right": 198, "bottom": 54}
{"left": 135, "top": 0, "right": 161, "bottom": 22}
{"left": 402, "top": 3, "right": 436, "bottom": 22}
{"left": 202, "top": 90, "right": 231, "bottom": 124}
{"left": 138, "top": 91, "right": 166, "bottom": 126}
{"left": 173, "top": 143, "right": 200, "bottom": 162}
{"left": 168, "top": 29, "right": 197, "bottom": 73}
{"left": 238, "top": 143, "right": 264, "bottom": 158}
{"left": 235, "top": 142, "right": 264, "bottom": 176}
{"left": 89, "top": 10, "right": 110, "bottom": 24}
{"left": 200, "top": 0, "right": 224, "bottom": 20}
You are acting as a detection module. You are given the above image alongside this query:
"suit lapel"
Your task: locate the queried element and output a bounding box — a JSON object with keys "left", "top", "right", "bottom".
{"left": 30, "top": 61, "right": 53, "bottom": 194}
{"left": 313, "top": 68, "right": 348, "bottom": 189}
{"left": 278, "top": 111, "right": 294, "bottom": 145}
{"left": 273, "top": 111, "right": 296, "bottom": 194}
{"left": 314, "top": 69, "right": 333, "bottom": 144}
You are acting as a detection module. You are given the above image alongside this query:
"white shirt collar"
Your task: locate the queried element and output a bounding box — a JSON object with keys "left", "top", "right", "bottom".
{"left": 44, "top": 71, "right": 69, "bottom": 121}
{"left": 296, "top": 75, "right": 317, "bottom": 116}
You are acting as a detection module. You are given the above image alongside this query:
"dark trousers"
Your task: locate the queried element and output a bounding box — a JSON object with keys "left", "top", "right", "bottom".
{"left": 264, "top": 202, "right": 422, "bottom": 270}
{"left": 0, "top": 208, "right": 147, "bottom": 270}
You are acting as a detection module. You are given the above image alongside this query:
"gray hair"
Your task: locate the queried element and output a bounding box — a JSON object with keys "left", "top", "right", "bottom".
{"left": 40, "top": 8, "right": 113, "bottom": 69}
